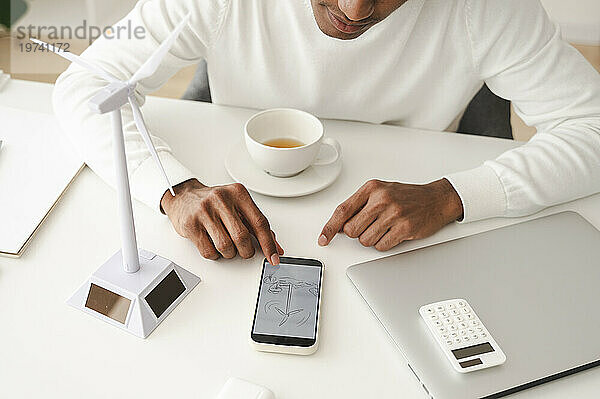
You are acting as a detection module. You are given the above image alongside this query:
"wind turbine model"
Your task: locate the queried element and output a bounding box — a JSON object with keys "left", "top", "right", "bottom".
{"left": 32, "top": 14, "right": 200, "bottom": 338}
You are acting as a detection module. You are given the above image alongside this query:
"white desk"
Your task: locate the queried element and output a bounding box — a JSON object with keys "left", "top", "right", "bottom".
{"left": 1, "top": 79, "right": 599, "bottom": 398}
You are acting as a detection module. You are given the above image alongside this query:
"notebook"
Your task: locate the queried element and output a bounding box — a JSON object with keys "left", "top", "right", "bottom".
{"left": 0, "top": 106, "right": 84, "bottom": 257}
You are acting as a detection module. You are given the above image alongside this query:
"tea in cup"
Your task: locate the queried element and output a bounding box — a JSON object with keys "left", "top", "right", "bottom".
{"left": 244, "top": 108, "right": 341, "bottom": 177}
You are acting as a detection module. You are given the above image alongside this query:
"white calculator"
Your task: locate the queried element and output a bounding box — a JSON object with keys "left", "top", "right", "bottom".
{"left": 419, "top": 299, "right": 506, "bottom": 373}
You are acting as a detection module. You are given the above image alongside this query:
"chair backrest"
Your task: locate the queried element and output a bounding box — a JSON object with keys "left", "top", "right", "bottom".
{"left": 458, "top": 84, "right": 513, "bottom": 139}
{"left": 182, "top": 60, "right": 212, "bottom": 103}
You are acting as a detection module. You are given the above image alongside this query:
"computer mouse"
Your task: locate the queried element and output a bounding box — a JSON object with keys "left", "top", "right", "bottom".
{"left": 215, "top": 377, "right": 276, "bottom": 399}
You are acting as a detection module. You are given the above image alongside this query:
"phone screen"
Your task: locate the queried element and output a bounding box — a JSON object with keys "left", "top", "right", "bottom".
{"left": 252, "top": 257, "right": 322, "bottom": 343}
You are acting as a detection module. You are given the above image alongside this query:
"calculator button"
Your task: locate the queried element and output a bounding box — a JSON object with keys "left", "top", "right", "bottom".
{"left": 420, "top": 299, "right": 505, "bottom": 373}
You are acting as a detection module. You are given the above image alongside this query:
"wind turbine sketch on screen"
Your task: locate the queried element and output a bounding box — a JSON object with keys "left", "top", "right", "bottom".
{"left": 30, "top": 14, "right": 201, "bottom": 339}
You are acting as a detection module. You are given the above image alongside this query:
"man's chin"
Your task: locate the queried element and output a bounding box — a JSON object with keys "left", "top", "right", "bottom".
{"left": 320, "top": 26, "right": 369, "bottom": 40}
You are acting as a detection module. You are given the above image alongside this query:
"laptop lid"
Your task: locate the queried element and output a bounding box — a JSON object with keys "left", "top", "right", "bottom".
{"left": 347, "top": 212, "right": 600, "bottom": 398}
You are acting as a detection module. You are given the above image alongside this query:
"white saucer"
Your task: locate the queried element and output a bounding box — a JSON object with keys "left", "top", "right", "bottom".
{"left": 225, "top": 140, "right": 342, "bottom": 197}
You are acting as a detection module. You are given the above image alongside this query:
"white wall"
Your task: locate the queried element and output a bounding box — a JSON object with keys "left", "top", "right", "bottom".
{"left": 85, "top": 0, "right": 138, "bottom": 28}
{"left": 18, "top": 0, "right": 137, "bottom": 30}
{"left": 540, "top": 0, "right": 600, "bottom": 45}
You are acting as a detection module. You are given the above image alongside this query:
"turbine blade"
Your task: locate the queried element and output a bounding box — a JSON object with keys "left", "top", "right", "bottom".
{"left": 30, "top": 38, "right": 119, "bottom": 83}
{"left": 274, "top": 307, "right": 285, "bottom": 316}
{"left": 129, "top": 13, "right": 191, "bottom": 84}
{"left": 129, "top": 96, "right": 175, "bottom": 196}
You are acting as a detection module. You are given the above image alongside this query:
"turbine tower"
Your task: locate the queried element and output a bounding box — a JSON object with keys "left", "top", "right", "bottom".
{"left": 33, "top": 14, "right": 200, "bottom": 338}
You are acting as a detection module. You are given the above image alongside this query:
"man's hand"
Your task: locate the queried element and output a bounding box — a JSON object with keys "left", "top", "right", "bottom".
{"left": 161, "top": 179, "right": 283, "bottom": 264}
{"left": 318, "top": 179, "right": 463, "bottom": 251}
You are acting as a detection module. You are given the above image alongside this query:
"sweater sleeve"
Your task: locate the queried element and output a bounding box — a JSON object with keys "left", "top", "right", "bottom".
{"left": 445, "top": 0, "right": 600, "bottom": 222}
{"left": 52, "top": 0, "right": 229, "bottom": 212}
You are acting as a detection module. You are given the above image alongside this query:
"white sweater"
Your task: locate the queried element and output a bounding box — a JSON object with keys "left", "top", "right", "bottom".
{"left": 53, "top": 0, "right": 600, "bottom": 222}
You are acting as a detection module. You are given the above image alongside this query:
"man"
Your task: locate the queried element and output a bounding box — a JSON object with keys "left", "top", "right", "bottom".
{"left": 54, "top": 0, "right": 600, "bottom": 265}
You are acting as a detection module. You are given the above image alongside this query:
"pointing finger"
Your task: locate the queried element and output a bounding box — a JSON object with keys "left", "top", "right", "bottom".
{"left": 272, "top": 231, "right": 284, "bottom": 255}
{"left": 319, "top": 184, "right": 371, "bottom": 246}
{"left": 234, "top": 186, "right": 280, "bottom": 265}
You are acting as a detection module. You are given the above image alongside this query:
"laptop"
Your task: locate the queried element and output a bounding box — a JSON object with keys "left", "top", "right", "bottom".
{"left": 347, "top": 211, "right": 600, "bottom": 398}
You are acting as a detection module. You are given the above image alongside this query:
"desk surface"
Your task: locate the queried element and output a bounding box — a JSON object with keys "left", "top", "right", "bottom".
{"left": 1, "top": 79, "right": 599, "bottom": 399}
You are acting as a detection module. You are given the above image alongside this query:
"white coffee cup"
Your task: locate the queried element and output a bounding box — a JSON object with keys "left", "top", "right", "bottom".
{"left": 245, "top": 108, "right": 341, "bottom": 177}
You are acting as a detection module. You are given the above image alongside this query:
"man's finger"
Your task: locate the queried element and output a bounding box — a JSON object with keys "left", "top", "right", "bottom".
{"left": 203, "top": 217, "right": 237, "bottom": 259}
{"left": 342, "top": 201, "right": 380, "bottom": 238}
{"left": 319, "top": 185, "right": 371, "bottom": 246}
{"left": 358, "top": 218, "right": 389, "bottom": 247}
{"left": 191, "top": 227, "right": 219, "bottom": 260}
{"left": 219, "top": 203, "right": 255, "bottom": 259}
{"left": 239, "top": 217, "right": 284, "bottom": 257}
{"left": 236, "top": 190, "right": 280, "bottom": 265}
{"left": 374, "top": 223, "right": 410, "bottom": 251}
{"left": 272, "top": 231, "right": 284, "bottom": 255}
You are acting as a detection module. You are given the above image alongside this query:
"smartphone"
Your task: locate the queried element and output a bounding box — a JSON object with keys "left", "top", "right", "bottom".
{"left": 250, "top": 256, "right": 324, "bottom": 355}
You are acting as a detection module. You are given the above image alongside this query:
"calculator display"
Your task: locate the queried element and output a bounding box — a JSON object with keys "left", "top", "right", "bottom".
{"left": 452, "top": 342, "right": 495, "bottom": 360}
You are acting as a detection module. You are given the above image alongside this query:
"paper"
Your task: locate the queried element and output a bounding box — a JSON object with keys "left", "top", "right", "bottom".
{"left": 0, "top": 107, "right": 84, "bottom": 256}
